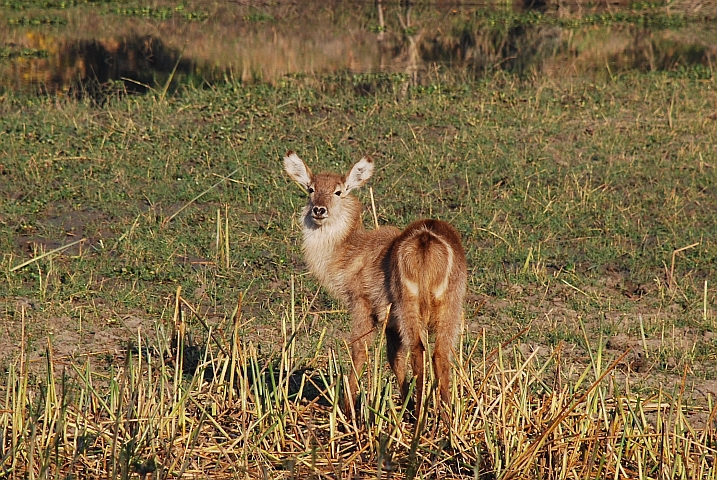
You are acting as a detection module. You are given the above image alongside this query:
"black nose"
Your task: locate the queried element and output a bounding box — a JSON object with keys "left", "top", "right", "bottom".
{"left": 313, "top": 206, "right": 327, "bottom": 216}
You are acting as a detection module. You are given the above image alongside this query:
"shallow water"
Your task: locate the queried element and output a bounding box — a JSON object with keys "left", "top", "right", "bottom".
{"left": 1, "top": 0, "right": 715, "bottom": 98}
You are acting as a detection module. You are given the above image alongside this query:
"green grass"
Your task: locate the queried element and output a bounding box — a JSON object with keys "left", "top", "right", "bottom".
{"left": 1, "top": 67, "right": 717, "bottom": 477}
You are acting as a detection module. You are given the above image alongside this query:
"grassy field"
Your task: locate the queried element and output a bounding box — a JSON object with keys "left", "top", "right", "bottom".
{"left": 1, "top": 63, "right": 717, "bottom": 478}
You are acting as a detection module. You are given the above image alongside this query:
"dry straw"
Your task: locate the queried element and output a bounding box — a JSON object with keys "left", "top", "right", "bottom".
{"left": 2, "top": 295, "right": 715, "bottom": 478}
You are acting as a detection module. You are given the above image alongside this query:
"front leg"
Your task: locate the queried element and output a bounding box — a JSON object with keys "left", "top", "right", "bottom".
{"left": 343, "top": 300, "right": 377, "bottom": 418}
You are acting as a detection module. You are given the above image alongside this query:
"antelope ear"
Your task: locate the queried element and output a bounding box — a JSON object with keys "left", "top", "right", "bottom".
{"left": 344, "top": 156, "right": 374, "bottom": 192}
{"left": 284, "top": 151, "right": 312, "bottom": 188}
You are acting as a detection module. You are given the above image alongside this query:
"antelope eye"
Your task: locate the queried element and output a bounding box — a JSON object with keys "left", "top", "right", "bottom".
{"left": 307, "top": 187, "right": 314, "bottom": 194}
{"left": 334, "top": 190, "right": 342, "bottom": 196}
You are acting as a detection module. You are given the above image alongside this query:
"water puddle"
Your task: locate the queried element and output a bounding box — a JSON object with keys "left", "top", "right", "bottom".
{"left": 1, "top": 1, "right": 715, "bottom": 99}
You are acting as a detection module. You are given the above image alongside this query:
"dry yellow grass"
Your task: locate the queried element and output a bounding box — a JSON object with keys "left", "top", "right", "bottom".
{"left": 3, "top": 288, "right": 716, "bottom": 479}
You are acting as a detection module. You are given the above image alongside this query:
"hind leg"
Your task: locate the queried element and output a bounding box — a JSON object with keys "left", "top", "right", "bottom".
{"left": 432, "top": 300, "right": 462, "bottom": 414}
{"left": 432, "top": 338, "right": 452, "bottom": 409}
{"left": 391, "top": 300, "right": 427, "bottom": 417}
{"left": 386, "top": 325, "right": 410, "bottom": 404}
{"left": 409, "top": 337, "right": 427, "bottom": 419}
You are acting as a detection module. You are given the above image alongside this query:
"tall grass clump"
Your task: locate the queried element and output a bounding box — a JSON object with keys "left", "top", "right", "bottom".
{"left": 2, "top": 290, "right": 716, "bottom": 478}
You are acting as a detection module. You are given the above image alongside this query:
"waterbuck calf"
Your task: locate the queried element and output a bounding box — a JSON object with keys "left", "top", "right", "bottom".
{"left": 284, "top": 151, "right": 467, "bottom": 419}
